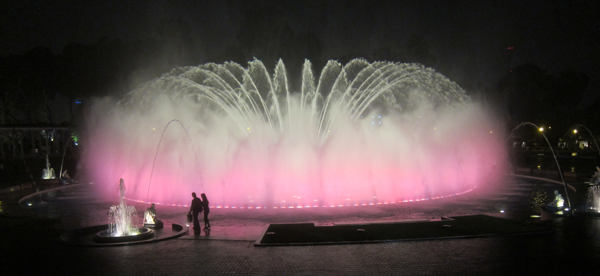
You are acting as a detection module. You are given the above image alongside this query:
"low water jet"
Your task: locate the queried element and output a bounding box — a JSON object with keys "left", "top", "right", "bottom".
{"left": 94, "top": 179, "right": 154, "bottom": 243}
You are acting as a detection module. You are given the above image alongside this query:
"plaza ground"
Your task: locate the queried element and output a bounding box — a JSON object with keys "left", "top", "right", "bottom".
{"left": 2, "top": 175, "right": 600, "bottom": 275}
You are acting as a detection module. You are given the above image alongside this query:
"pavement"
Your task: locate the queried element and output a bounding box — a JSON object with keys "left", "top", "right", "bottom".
{"left": 2, "top": 176, "right": 600, "bottom": 275}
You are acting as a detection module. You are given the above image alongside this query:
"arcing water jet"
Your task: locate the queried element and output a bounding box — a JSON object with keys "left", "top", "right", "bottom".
{"left": 83, "top": 59, "right": 505, "bottom": 208}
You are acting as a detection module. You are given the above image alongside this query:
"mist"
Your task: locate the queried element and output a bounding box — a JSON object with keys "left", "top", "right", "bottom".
{"left": 82, "top": 59, "right": 506, "bottom": 208}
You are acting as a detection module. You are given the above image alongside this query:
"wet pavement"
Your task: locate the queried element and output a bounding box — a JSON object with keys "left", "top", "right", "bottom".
{"left": 2, "top": 176, "right": 600, "bottom": 275}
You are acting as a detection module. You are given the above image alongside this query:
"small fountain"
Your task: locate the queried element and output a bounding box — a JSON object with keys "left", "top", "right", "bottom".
{"left": 94, "top": 179, "right": 154, "bottom": 243}
{"left": 41, "top": 155, "right": 55, "bottom": 179}
{"left": 143, "top": 203, "right": 163, "bottom": 229}
{"left": 586, "top": 185, "right": 600, "bottom": 213}
{"left": 546, "top": 190, "right": 564, "bottom": 211}
{"left": 583, "top": 167, "right": 600, "bottom": 215}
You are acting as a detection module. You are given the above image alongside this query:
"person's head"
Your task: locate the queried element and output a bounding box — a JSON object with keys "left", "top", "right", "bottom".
{"left": 151, "top": 203, "right": 155, "bottom": 208}
{"left": 201, "top": 193, "right": 208, "bottom": 201}
{"left": 192, "top": 192, "right": 197, "bottom": 198}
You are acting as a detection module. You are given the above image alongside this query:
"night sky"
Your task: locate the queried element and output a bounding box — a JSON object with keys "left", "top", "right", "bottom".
{"left": 1, "top": 0, "right": 599, "bottom": 113}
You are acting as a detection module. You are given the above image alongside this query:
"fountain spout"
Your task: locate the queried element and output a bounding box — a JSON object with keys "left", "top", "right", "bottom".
{"left": 107, "top": 178, "right": 139, "bottom": 236}
{"left": 42, "top": 155, "right": 55, "bottom": 179}
{"left": 507, "top": 122, "right": 571, "bottom": 210}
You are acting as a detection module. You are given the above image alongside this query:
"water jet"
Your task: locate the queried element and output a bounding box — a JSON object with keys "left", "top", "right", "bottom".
{"left": 93, "top": 179, "right": 154, "bottom": 243}
{"left": 84, "top": 59, "right": 505, "bottom": 209}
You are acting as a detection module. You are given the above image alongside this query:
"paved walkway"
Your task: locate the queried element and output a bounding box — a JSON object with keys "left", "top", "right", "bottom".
{"left": 2, "top": 177, "right": 600, "bottom": 275}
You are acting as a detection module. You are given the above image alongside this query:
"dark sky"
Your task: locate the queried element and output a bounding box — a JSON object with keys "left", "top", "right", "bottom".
{"left": 2, "top": 0, "right": 599, "bottom": 94}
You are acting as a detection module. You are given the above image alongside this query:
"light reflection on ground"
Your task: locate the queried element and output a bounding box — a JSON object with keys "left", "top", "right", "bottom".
{"left": 18, "top": 177, "right": 557, "bottom": 233}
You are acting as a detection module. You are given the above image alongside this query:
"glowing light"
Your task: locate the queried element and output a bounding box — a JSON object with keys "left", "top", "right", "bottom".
{"left": 539, "top": 127, "right": 544, "bottom": 132}
{"left": 573, "top": 129, "right": 577, "bottom": 134}
{"left": 500, "top": 210, "right": 505, "bottom": 213}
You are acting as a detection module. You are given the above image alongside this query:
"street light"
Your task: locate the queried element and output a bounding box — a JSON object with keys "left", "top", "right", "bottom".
{"left": 573, "top": 129, "right": 578, "bottom": 134}
{"left": 539, "top": 127, "right": 544, "bottom": 132}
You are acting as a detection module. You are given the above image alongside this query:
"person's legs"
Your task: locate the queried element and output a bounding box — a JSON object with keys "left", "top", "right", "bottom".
{"left": 203, "top": 211, "right": 210, "bottom": 228}
{"left": 193, "top": 211, "right": 201, "bottom": 232}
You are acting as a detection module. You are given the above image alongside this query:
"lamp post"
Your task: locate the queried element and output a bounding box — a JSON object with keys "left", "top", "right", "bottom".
{"left": 538, "top": 127, "right": 544, "bottom": 150}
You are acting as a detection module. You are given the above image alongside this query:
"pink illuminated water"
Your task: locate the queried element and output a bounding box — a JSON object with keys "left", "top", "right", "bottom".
{"left": 83, "top": 59, "right": 506, "bottom": 209}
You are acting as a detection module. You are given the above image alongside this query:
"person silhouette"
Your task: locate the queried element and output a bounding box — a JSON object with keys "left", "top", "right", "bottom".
{"left": 189, "top": 192, "right": 202, "bottom": 235}
{"left": 201, "top": 193, "right": 211, "bottom": 229}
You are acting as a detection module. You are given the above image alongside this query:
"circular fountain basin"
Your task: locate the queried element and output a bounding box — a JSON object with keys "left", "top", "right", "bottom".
{"left": 93, "top": 227, "right": 154, "bottom": 243}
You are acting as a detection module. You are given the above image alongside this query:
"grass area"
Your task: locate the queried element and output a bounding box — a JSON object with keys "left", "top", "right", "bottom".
{"left": 258, "top": 215, "right": 551, "bottom": 245}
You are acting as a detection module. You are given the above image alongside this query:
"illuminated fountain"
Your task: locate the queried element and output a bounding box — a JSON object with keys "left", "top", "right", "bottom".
{"left": 583, "top": 168, "right": 600, "bottom": 214}
{"left": 586, "top": 185, "right": 600, "bottom": 213}
{"left": 84, "top": 59, "right": 505, "bottom": 209}
{"left": 42, "top": 155, "right": 56, "bottom": 179}
{"left": 94, "top": 179, "right": 154, "bottom": 243}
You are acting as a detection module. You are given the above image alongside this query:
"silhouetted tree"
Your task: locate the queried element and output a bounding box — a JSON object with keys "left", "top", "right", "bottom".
{"left": 497, "top": 64, "right": 590, "bottom": 139}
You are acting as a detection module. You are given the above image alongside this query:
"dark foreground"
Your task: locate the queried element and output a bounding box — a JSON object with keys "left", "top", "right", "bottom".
{"left": 2, "top": 177, "right": 600, "bottom": 275}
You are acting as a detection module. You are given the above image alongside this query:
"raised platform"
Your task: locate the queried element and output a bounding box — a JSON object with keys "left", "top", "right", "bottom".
{"left": 255, "top": 215, "right": 552, "bottom": 246}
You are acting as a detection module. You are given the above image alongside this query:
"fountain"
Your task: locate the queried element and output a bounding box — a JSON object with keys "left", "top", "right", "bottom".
{"left": 581, "top": 168, "right": 600, "bottom": 215}
{"left": 83, "top": 59, "right": 505, "bottom": 209}
{"left": 143, "top": 203, "right": 163, "bottom": 229}
{"left": 586, "top": 185, "right": 600, "bottom": 213}
{"left": 41, "top": 155, "right": 55, "bottom": 179}
{"left": 507, "top": 122, "right": 572, "bottom": 212}
{"left": 94, "top": 178, "right": 154, "bottom": 243}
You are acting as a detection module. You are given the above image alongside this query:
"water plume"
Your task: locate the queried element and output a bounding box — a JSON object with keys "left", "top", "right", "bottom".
{"left": 83, "top": 59, "right": 505, "bottom": 208}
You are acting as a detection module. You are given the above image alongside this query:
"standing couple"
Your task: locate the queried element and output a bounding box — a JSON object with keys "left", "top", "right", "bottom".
{"left": 189, "top": 192, "right": 210, "bottom": 234}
